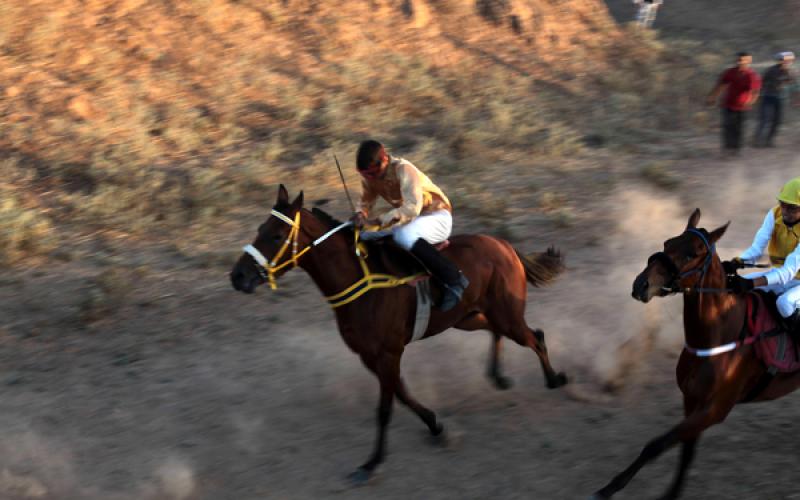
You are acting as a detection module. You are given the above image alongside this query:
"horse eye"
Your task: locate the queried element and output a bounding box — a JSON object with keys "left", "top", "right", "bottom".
{"left": 272, "top": 234, "right": 282, "bottom": 242}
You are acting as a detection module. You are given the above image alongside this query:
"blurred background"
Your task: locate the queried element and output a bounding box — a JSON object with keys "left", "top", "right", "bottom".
{"left": 0, "top": 1, "right": 798, "bottom": 499}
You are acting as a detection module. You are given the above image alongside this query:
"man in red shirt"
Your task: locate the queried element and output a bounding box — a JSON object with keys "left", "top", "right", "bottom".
{"left": 707, "top": 52, "right": 762, "bottom": 155}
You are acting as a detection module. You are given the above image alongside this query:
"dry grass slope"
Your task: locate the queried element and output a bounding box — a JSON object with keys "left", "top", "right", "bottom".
{"left": 0, "top": 0, "right": 743, "bottom": 264}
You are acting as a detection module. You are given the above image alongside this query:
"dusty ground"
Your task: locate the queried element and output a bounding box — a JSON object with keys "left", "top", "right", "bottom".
{"left": 1, "top": 119, "right": 799, "bottom": 500}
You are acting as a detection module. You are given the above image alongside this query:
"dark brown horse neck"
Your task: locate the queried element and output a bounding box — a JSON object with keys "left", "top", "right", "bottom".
{"left": 682, "top": 257, "right": 746, "bottom": 349}
{"left": 292, "top": 209, "right": 365, "bottom": 300}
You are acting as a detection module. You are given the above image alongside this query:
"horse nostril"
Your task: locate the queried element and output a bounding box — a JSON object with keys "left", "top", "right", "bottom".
{"left": 230, "top": 271, "right": 243, "bottom": 290}
{"left": 632, "top": 278, "right": 648, "bottom": 298}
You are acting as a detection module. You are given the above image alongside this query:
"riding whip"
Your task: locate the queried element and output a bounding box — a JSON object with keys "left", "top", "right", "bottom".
{"left": 334, "top": 154, "right": 356, "bottom": 213}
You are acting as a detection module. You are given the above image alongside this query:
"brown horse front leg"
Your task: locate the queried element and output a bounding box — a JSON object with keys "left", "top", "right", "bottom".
{"left": 396, "top": 377, "right": 444, "bottom": 436}
{"left": 590, "top": 402, "right": 733, "bottom": 499}
{"left": 488, "top": 333, "right": 514, "bottom": 390}
{"left": 349, "top": 353, "right": 400, "bottom": 485}
{"left": 657, "top": 438, "right": 698, "bottom": 500}
{"left": 658, "top": 396, "right": 701, "bottom": 500}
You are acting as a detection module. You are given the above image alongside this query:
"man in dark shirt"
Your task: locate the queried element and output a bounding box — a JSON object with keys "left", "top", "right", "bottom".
{"left": 754, "top": 52, "right": 797, "bottom": 147}
{"left": 707, "top": 52, "right": 762, "bottom": 156}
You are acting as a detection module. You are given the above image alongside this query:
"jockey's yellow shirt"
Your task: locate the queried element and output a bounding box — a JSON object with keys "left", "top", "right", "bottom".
{"left": 740, "top": 205, "right": 800, "bottom": 283}
{"left": 357, "top": 156, "right": 451, "bottom": 228}
{"left": 768, "top": 206, "right": 800, "bottom": 267}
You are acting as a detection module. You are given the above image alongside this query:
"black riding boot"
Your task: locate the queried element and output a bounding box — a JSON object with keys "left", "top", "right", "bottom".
{"left": 787, "top": 310, "right": 800, "bottom": 334}
{"left": 410, "top": 239, "right": 469, "bottom": 311}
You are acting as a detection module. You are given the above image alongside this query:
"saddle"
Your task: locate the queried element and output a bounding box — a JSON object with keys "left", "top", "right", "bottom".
{"left": 746, "top": 290, "right": 800, "bottom": 373}
{"left": 356, "top": 235, "right": 452, "bottom": 343}
{"left": 360, "top": 234, "right": 449, "bottom": 284}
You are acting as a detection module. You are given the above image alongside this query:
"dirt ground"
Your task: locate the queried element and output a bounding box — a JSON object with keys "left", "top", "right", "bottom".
{"left": 1, "top": 111, "right": 799, "bottom": 500}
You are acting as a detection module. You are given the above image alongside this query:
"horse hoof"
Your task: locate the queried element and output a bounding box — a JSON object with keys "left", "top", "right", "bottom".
{"left": 492, "top": 375, "right": 514, "bottom": 390}
{"left": 345, "top": 467, "right": 373, "bottom": 487}
{"left": 428, "top": 424, "right": 462, "bottom": 450}
{"left": 431, "top": 422, "right": 445, "bottom": 436}
{"left": 546, "top": 372, "right": 569, "bottom": 389}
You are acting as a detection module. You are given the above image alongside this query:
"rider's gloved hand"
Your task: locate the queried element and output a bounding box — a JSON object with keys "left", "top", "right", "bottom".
{"left": 721, "top": 257, "right": 744, "bottom": 275}
{"left": 351, "top": 212, "right": 367, "bottom": 228}
{"left": 727, "top": 274, "right": 755, "bottom": 294}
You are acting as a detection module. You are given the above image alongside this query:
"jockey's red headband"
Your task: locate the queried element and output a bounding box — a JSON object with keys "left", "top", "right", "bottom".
{"left": 358, "top": 149, "right": 387, "bottom": 180}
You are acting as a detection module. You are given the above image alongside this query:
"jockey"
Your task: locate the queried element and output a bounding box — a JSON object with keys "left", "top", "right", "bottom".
{"left": 351, "top": 140, "right": 469, "bottom": 311}
{"left": 725, "top": 177, "right": 800, "bottom": 327}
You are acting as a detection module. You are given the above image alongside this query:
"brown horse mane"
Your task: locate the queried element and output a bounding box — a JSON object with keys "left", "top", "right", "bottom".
{"left": 309, "top": 207, "right": 353, "bottom": 235}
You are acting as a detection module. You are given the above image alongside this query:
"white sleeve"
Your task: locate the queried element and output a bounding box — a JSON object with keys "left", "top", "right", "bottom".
{"left": 766, "top": 243, "right": 800, "bottom": 286}
{"left": 739, "top": 210, "right": 774, "bottom": 262}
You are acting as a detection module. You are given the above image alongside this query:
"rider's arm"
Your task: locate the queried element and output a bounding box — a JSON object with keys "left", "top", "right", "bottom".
{"left": 707, "top": 70, "right": 730, "bottom": 105}
{"left": 739, "top": 209, "right": 775, "bottom": 262}
{"left": 764, "top": 242, "right": 800, "bottom": 286}
{"left": 746, "top": 71, "right": 762, "bottom": 107}
{"left": 357, "top": 178, "right": 378, "bottom": 217}
{"left": 379, "top": 162, "right": 424, "bottom": 227}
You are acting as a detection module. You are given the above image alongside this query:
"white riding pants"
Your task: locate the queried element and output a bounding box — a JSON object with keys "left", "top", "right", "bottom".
{"left": 361, "top": 210, "right": 453, "bottom": 250}
{"left": 744, "top": 270, "right": 800, "bottom": 318}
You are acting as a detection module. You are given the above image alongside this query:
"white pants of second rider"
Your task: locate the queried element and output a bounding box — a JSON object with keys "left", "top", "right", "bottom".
{"left": 741, "top": 209, "right": 800, "bottom": 318}
{"left": 745, "top": 270, "right": 800, "bottom": 318}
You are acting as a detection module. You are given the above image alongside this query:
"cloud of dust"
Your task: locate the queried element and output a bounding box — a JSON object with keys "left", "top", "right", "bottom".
{"left": 153, "top": 457, "right": 195, "bottom": 500}
{"left": 403, "top": 163, "right": 800, "bottom": 397}
{"left": 543, "top": 187, "right": 689, "bottom": 390}
{"left": 0, "top": 419, "right": 199, "bottom": 500}
{"left": 546, "top": 160, "right": 800, "bottom": 391}
{"left": 131, "top": 456, "right": 196, "bottom": 500}
{"left": 0, "top": 425, "right": 78, "bottom": 499}
{"left": 278, "top": 156, "right": 800, "bottom": 402}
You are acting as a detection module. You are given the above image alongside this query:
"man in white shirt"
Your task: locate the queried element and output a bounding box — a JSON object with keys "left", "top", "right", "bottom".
{"left": 633, "top": 0, "right": 663, "bottom": 29}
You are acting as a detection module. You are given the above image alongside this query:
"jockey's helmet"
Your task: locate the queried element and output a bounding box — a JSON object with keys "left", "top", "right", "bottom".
{"left": 777, "top": 177, "right": 800, "bottom": 206}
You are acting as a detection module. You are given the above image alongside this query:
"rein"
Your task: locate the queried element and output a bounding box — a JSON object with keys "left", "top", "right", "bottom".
{"left": 243, "top": 209, "right": 423, "bottom": 307}
{"left": 243, "top": 209, "right": 351, "bottom": 290}
{"left": 647, "top": 228, "right": 729, "bottom": 295}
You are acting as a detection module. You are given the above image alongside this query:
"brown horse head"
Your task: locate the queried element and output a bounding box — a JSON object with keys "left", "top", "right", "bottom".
{"left": 230, "top": 184, "right": 305, "bottom": 293}
{"left": 632, "top": 208, "right": 729, "bottom": 303}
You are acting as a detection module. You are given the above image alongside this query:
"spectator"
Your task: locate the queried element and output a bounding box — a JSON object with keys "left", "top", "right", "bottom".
{"left": 707, "top": 52, "right": 762, "bottom": 156}
{"left": 754, "top": 51, "right": 797, "bottom": 147}
{"left": 633, "top": 0, "right": 663, "bottom": 29}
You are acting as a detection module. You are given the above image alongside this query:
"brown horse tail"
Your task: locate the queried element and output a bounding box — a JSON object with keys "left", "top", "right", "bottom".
{"left": 514, "top": 246, "right": 564, "bottom": 287}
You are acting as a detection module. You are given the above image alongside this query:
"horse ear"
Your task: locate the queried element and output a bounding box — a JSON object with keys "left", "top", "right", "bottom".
{"left": 686, "top": 208, "right": 701, "bottom": 229}
{"left": 277, "top": 184, "right": 289, "bottom": 204}
{"left": 708, "top": 221, "right": 730, "bottom": 244}
{"left": 291, "top": 190, "right": 304, "bottom": 208}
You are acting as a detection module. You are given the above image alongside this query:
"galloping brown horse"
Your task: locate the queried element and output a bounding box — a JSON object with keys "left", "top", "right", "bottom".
{"left": 591, "top": 209, "right": 800, "bottom": 499}
{"left": 230, "top": 185, "right": 568, "bottom": 483}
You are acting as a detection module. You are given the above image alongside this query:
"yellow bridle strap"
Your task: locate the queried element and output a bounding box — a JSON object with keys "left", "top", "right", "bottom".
{"left": 324, "top": 227, "right": 424, "bottom": 308}
{"left": 249, "top": 211, "right": 423, "bottom": 302}
{"left": 325, "top": 256, "right": 424, "bottom": 308}
{"left": 262, "top": 211, "right": 305, "bottom": 290}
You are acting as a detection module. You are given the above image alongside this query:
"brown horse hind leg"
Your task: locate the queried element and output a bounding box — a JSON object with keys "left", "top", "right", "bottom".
{"left": 525, "top": 327, "right": 568, "bottom": 389}
{"left": 488, "top": 332, "right": 514, "bottom": 390}
{"left": 453, "top": 312, "right": 513, "bottom": 390}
